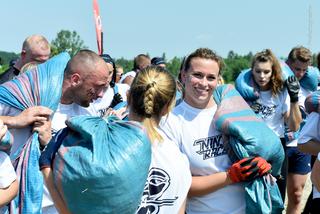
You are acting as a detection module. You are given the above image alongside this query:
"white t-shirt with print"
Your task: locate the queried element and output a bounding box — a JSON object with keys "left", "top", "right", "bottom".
{"left": 87, "top": 84, "right": 129, "bottom": 117}
{"left": 298, "top": 112, "right": 320, "bottom": 198}
{"left": 136, "top": 128, "right": 191, "bottom": 214}
{"left": 161, "top": 101, "right": 245, "bottom": 214}
{"left": 252, "top": 89, "right": 290, "bottom": 137}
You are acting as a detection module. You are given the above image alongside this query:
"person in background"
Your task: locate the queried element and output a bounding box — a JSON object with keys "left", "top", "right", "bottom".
{"left": 120, "top": 54, "right": 151, "bottom": 86}
{"left": 151, "top": 57, "right": 166, "bottom": 68}
{"left": 0, "top": 34, "right": 50, "bottom": 84}
{"left": 115, "top": 64, "right": 124, "bottom": 83}
{"left": 284, "top": 46, "right": 313, "bottom": 214}
{"left": 238, "top": 49, "right": 302, "bottom": 202}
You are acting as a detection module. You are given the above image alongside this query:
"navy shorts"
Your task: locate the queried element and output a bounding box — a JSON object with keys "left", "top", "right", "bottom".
{"left": 286, "top": 146, "right": 311, "bottom": 175}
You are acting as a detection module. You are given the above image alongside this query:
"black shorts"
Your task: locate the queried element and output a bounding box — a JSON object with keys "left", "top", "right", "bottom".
{"left": 286, "top": 146, "right": 311, "bottom": 175}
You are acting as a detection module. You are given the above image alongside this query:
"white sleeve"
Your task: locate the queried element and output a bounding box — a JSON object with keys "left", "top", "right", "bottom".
{"left": 318, "top": 153, "right": 320, "bottom": 161}
{"left": 160, "top": 113, "right": 182, "bottom": 148}
{"left": 0, "top": 151, "right": 16, "bottom": 188}
{"left": 298, "top": 112, "right": 320, "bottom": 144}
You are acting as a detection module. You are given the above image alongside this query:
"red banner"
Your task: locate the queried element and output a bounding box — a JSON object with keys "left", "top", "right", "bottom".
{"left": 93, "top": 0, "right": 103, "bottom": 55}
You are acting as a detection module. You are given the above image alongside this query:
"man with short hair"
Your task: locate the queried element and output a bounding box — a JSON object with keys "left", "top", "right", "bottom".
{"left": 284, "top": 46, "right": 314, "bottom": 214}
{"left": 0, "top": 34, "right": 51, "bottom": 84}
{"left": 120, "top": 54, "right": 151, "bottom": 86}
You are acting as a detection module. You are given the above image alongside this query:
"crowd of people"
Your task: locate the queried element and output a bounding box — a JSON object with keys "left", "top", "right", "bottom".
{"left": 0, "top": 34, "right": 320, "bottom": 214}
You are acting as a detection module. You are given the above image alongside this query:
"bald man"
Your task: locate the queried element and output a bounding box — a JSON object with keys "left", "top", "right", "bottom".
{"left": 0, "top": 34, "right": 51, "bottom": 84}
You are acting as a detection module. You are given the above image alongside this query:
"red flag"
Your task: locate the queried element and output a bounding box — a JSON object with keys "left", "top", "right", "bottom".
{"left": 93, "top": 0, "right": 103, "bottom": 55}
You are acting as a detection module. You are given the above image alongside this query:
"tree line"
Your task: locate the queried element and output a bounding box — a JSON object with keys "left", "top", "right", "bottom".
{"left": 1, "top": 30, "right": 318, "bottom": 83}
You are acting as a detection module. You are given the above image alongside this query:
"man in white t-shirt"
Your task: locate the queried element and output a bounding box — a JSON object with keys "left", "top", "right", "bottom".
{"left": 42, "top": 50, "right": 111, "bottom": 213}
{"left": 284, "top": 46, "right": 314, "bottom": 214}
{"left": 0, "top": 50, "right": 111, "bottom": 214}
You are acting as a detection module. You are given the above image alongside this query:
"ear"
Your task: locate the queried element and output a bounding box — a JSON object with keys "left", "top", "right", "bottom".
{"left": 70, "top": 73, "right": 82, "bottom": 87}
{"left": 181, "top": 71, "right": 188, "bottom": 84}
{"left": 20, "top": 50, "right": 27, "bottom": 59}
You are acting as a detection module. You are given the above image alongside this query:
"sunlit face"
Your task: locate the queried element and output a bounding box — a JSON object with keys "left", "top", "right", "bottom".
{"left": 252, "top": 61, "right": 272, "bottom": 91}
{"left": 182, "top": 57, "right": 219, "bottom": 109}
{"left": 74, "top": 61, "right": 110, "bottom": 107}
{"left": 288, "top": 60, "right": 309, "bottom": 80}
{"left": 105, "top": 62, "right": 114, "bottom": 84}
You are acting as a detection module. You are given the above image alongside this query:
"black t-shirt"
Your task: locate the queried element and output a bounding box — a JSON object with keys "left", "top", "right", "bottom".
{"left": 0, "top": 66, "right": 20, "bottom": 84}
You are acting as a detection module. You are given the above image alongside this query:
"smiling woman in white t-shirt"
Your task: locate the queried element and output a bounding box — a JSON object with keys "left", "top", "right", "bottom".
{"left": 161, "top": 48, "right": 271, "bottom": 214}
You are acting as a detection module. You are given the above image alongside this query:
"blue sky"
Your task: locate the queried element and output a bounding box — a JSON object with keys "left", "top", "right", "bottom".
{"left": 1, "top": 0, "right": 319, "bottom": 60}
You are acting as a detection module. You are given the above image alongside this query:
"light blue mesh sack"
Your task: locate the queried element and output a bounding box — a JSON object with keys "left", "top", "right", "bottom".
{"left": 52, "top": 116, "right": 151, "bottom": 214}
{"left": 213, "top": 84, "right": 284, "bottom": 214}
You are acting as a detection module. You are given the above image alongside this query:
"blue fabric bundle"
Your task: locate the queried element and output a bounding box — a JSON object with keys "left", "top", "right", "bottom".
{"left": 235, "top": 68, "right": 260, "bottom": 101}
{"left": 0, "top": 52, "right": 70, "bottom": 214}
{"left": 213, "top": 84, "right": 284, "bottom": 214}
{"left": 52, "top": 116, "right": 151, "bottom": 214}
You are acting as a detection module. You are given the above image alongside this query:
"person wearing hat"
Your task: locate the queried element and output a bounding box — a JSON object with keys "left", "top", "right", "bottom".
{"left": 151, "top": 57, "right": 166, "bottom": 68}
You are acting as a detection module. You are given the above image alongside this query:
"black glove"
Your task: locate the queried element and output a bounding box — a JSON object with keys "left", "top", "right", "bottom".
{"left": 109, "top": 93, "right": 123, "bottom": 109}
{"left": 285, "top": 75, "right": 300, "bottom": 103}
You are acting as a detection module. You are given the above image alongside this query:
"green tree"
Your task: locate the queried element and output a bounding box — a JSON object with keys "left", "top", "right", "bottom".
{"left": 166, "top": 56, "right": 182, "bottom": 78}
{"left": 222, "top": 51, "right": 252, "bottom": 83}
{"left": 51, "top": 30, "right": 87, "bottom": 57}
{"left": 115, "top": 57, "right": 133, "bottom": 73}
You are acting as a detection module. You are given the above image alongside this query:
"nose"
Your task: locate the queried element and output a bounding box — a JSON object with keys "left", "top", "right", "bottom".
{"left": 198, "top": 77, "right": 209, "bottom": 86}
{"left": 295, "top": 70, "right": 305, "bottom": 79}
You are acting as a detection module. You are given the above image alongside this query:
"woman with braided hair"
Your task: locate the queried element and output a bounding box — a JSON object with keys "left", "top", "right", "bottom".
{"left": 130, "top": 66, "right": 192, "bottom": 214}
